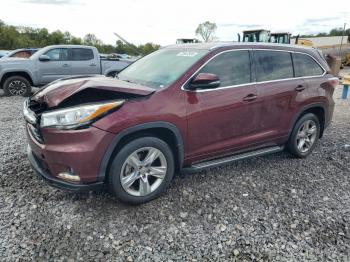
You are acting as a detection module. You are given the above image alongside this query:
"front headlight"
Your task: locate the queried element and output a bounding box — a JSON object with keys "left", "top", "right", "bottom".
{"left": 40, "top": 100, "right": 124, "bottom": 129}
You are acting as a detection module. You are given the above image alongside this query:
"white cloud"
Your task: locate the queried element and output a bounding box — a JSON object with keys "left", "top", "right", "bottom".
{"left": 1, "top": 0, "right": 349, "bottom": 45}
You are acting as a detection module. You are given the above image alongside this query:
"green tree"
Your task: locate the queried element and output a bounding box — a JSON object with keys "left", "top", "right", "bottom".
{"left": 48, "top": 30, "right": 66, "bottom": 45}
{"left": 195, "top": 21, "right": 217, "bottom": 42}
{"left": 139, "top": 43, "right": 160, "bottom": 55}
{"left": 0, "top": 20, "right": 160, "bottom": 55}
{"left": 83, "top": 33, "right": 102, "bottom": 46}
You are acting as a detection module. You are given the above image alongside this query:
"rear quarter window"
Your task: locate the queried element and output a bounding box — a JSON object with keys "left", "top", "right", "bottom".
{"left": 254, "top": 50, "right": 293, "bottom": 82}
{"left": 293, "top": 53, "right": 324, "bottom": 77}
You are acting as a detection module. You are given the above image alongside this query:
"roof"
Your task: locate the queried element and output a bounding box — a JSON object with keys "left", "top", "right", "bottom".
{"left": 243, "top": 29, "right": 270, "bottom": 33}
{"left": 165, "top": 41, "right": 314, "bottom": 51}
{"left": 44, "top": 45, "right": 96, "bottom": 49}
{"left": 270, "top": 32, "right": 291, "bottom": 35}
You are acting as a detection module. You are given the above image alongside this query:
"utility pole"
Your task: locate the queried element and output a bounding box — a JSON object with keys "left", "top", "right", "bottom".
{"left": 339, "top": 23, "right": 346, "bottom": 57}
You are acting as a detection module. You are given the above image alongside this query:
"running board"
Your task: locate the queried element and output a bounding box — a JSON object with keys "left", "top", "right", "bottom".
{"left": 182, "top": 146, "right": 283, "bottom": 174}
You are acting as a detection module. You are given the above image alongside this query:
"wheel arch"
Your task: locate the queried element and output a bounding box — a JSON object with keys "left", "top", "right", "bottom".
{"left": 98, "top": 122, "right": 184, "bottom": 181}
{"left": 289, "top": 103, "right": 326, "bottom": 139}
{"left": 0, "top": 71, "right": 34, "bottom": 88}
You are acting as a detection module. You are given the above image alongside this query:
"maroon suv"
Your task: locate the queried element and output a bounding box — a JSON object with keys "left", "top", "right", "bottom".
{"left": 24, "top": 43, "right": 338, "bottom": 204}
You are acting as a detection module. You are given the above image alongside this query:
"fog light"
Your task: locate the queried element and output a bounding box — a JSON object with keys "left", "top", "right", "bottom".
{"left": 57, "top": 169, "right": 80, "bottom": 182}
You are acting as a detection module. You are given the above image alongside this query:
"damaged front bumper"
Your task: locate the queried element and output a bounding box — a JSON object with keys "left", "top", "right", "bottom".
{"left": 27, "top": 145, "right": 105, "bottom": 192}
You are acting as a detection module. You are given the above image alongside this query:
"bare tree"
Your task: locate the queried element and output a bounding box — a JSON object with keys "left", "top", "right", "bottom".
{"left": 195, "top": 21, "right": 217, "bottom": 42}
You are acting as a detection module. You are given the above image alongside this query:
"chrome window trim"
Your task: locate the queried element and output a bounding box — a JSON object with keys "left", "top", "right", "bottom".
{"left": 181, "top": 48, "right": 327, "bottom": 93}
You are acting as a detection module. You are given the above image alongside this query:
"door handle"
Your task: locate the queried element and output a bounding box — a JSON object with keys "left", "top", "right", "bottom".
{"left": 295, "top": 85, "right": 306, "bottom": 91}
{"left": 62, "top": 64, "right": 69, "bottom": 67}
{"left": 243, "top": 94, "right": 258, "bottom": 102}
{"left": 89, "top": 63, "right": 97, "bottom": 66}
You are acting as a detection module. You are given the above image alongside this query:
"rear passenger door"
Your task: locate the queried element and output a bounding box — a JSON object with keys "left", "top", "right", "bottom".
{"left": 69, "top": 48, "right": 100, "bottom": 75}
{"left": 186, "top": 50, "right": 262, "bottom": 160}
{"left": 252, "top": 50, "right": 306, "bottom": 140}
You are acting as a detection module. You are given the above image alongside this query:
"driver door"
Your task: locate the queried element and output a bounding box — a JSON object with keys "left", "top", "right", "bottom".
{"left": 37, "top": 48, "right": 71, "bottom": 85}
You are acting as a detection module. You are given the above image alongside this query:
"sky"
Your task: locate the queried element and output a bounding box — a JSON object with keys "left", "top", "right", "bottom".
{"left": 1, "top": 0, "right": 349, "bottom": 46}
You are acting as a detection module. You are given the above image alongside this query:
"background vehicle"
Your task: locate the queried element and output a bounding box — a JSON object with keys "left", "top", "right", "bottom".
{"left": 270, "top": 32, "right": 291, "bottom": 44}
{"left": 238, "top": 30, "right": 291, "bottom": 44}
{"left": 240, "top": 29, "right": 270, "bottom": 42}
{"left": 0, "top": 50, "right": 10, "bottom": 58}
{"left": 0, "top": 45, "right": 132, "bottom": 96}
{"left": 1, "top": 48, "right": 39, "bottom": 59}
{"left": 295, "top": 36, "right": 314, "bottom": 47}
{"left": 176, "top": 38, "right": 200, "bottom": 44}
{"left": 24, "top": 43, "right": 336, "bottom": 204}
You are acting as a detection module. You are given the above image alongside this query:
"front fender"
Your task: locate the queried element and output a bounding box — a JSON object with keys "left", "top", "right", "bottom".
{"left": 0, "top": 68, "right": 36, "bottom": 85}
{"left": 98, "top": 121, "right": 184, "bottom": 180}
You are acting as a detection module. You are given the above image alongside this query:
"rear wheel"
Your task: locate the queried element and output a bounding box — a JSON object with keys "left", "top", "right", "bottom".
{"left": 3, "top": 76, "right": 32, "bottom": 97}
{"left": 108, "top": 137, "right": 175, "bottom": 204}
{"left": 287, "top": 113, "right": 320, "bottom": 158}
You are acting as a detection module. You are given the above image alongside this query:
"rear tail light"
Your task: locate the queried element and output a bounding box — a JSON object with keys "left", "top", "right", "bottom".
{"left": 328, "top": 77, "right": 339, "bottom": 88}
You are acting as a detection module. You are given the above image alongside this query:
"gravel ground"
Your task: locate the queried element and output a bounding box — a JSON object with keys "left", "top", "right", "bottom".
{"left": 0, "top": 72, "right": 350, "bottom": 261}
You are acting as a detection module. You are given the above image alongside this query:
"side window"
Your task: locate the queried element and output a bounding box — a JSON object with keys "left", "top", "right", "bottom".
{"left": 70, "top": 48, "right": 94, "bottom": 61}
{"left": 45, "top": 48, "right": 68, "bottom": 61}
{"left": 198, "top": 50, "right": 251, "bottom": 87}
{"left": 254, "top": 50, "right": 293, "bottom": 82}
{"left": 293, "top": 53, "right": 324, "bottom": 77}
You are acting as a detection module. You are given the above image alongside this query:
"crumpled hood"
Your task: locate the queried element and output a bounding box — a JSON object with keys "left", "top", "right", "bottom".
{"left": 32, "top": 76, "right": 155, "bottom": 107}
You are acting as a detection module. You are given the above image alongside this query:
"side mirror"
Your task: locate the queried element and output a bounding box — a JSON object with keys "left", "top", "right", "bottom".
{"left": 39, "top": 55, "right": 50, "bottom": 62}
{"left": 188, "top": 73, "right": 220, "bottom": 90}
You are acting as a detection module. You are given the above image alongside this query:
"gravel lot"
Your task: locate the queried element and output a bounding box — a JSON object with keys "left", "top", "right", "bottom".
{"left": 1, "top": 72, "right": 350, "bottom": 261}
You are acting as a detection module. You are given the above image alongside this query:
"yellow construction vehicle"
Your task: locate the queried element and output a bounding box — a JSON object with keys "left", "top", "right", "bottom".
{"left": 270, "top": 32, "right": 291, "bottom": 44}
{"left": 295, "top": 35, "right": 314, "bottom": 47}
{"left": 344, "top": 53, "right": 350, "bottom": 66}
{"left": 238, "top": 30, "right": 290, "bottom": 44}
{"left": 240, "top": 29, "right": 270, "bottom": 43}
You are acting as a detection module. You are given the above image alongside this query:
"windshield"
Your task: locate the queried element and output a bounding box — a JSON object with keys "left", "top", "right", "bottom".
{"left": 117, "top": 48, "right": 208, "bottom": 89}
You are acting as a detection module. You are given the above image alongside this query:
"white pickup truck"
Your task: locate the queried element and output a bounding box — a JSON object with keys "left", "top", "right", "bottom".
{"left": 0, "top": 45, "right": 132, "bottom": 96}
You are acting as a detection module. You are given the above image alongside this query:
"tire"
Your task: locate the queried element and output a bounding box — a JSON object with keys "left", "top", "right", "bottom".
{"left": 3, "top": 76, "right": 32, "bottom": 97}
{"left": 287, "top": 113, "right": 320, "bottom": 158}
{"left": 108, "top": 137, "right": 175, "bottom": 204}
{"left": 107, "top": 71, "right": 118, "bottom": 78}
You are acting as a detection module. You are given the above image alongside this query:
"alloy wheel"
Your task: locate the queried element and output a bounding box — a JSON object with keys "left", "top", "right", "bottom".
{"left": 296, "top": 120, "right": 317, "bottom": 153}
{"left": 120, "top": 147, "right": 167, "bottom": 197}
{"left": 8, "top": 80, "right": 27, "bottom": 96}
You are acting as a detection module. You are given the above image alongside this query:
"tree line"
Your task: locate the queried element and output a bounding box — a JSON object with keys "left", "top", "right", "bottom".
{"left": 0, "top": 20, "right": 160, "bottom": 55}
{"left": 293, "top": 28, "right": 350, "bottom": 38}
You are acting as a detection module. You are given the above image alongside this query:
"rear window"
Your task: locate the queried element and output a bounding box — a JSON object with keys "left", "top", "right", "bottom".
{"left": 293, "top": 53, "right": 324, "bottom": 77}
{"left": 70, "top": 48, "right": 94, "bottom": 61}
{"left": 254, "top": 50, "right": 293, "bottom": 82}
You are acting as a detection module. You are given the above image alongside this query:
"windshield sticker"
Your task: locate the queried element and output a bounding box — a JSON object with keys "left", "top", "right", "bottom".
{"left": 176, "top": 51, "right": 198, "bottom": 57}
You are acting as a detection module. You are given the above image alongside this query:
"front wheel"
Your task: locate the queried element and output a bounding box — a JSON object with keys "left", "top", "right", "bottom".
{"left": 108, "top": 137, "right": 175, "bottom": 204}
{"left": 287, "top": 113, "right": 320, "bottom": 158}
{"left": 3, "top": 76, "right": 32, "bottom": 97}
